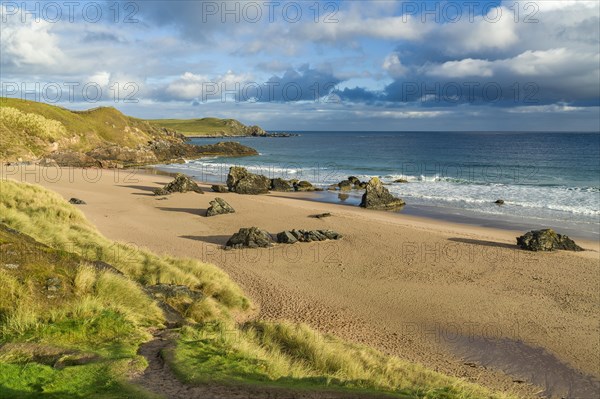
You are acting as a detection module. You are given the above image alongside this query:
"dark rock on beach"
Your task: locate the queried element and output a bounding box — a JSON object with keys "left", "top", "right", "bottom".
{"left": 211, "top": 184, "right": 229, "bottom": 193}
{"left": 516, "top": 229, "right": 583, "bottom": 252}
{"left": 69, "top": 198, "right": 86, "bottom": 205}
{"left": 276, "top": 231, "right": 298, "bottom": 244}
{"left": 312, "top": 212, "right": 332, "bottom": 219}
{"left": 294, "top": 180, "right": 317, "bottom": 192}
{"left": 276, "top": 229, "right": 343, "bottom": 244}
{"left": 495, "top": 199, "right": 505, "bottom": 205}
{"left": 271, "top": 178, "right": 293, "bottom": 192}
{"left": 394, "top": 178, "right": 409, "bottom": 183}
{"left": 153, "top": 174, "right": 204, "bottom": 196}
{"left": 360, "top": 177, "right": 405, "bottom": 210}
{"left": 206, "top": 197, "right": 235, "bottom": 217}
{"left": 225, "top": 227, "right": 273, "bottom": 249}
{"left": 227, "top": 167, "right": 270, "bottom": 195}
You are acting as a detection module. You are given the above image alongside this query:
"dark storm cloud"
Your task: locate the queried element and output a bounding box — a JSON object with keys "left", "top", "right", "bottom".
{"left": 256, "top": 65, "right": 342, "bottom": 102}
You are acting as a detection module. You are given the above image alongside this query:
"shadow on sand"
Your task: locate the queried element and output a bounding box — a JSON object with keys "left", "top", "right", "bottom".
{"left": 180, "top": 235, "right": 230, "bottom": 246}
{"left": 447, "top": 237, "right": 517, "bottom": 250}
{"left": 117, "top": 184, "right": 159, "bottom": 196}
{"left": 157, "top": 207, "right": 208, "bottom": 217}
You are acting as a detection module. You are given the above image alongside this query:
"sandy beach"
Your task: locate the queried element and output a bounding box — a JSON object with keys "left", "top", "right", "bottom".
{"left": 3, "top": 165, "right": 599, "bottom": 398}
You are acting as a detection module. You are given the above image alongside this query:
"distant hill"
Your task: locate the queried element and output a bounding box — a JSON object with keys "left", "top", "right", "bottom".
{"left": 0, "top": 98, "right": 258, "bottom": 165}
{"left": 148, "top": 117, "right": 267, "bottom": 137}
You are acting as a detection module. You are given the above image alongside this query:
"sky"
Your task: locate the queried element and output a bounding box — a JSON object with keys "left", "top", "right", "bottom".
{"left": 1, "top": 0, "right": 599, "bottom": 131}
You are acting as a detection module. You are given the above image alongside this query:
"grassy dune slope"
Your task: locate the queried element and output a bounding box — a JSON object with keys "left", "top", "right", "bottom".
{"left": 148, "top": 117, "right": 265, "bottom": 137}
{"left": 0, "top": 179, "right": 515, "bottom": 399}
{"left": 0, "top": 224, "right": 162, "bottom": 398}
{"left": 0, "top": 98, "right": 172, "bottom": 161}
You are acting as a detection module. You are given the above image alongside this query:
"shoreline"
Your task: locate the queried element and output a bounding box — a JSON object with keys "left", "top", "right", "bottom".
{"left": 147, "top": 164, "right": 600, "bottom": 242}
{"left": 3, "top": 166, "right": 599, "bottom": 398}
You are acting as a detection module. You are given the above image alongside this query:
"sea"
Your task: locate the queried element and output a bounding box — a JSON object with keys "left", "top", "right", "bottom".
{"left": 155, "top": 131, "right": 600, "bottom": 240}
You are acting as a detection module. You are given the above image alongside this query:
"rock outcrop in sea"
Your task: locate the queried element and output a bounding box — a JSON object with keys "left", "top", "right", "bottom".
{"left": 226, "top": 167, "right": 270, "bottom": 195}
{"left": 516, "top": 229, "right": 583, "bottom": 251}
{"left": 327, "top": 177, "right": 368, "bottom": 191}
{"left": 360, "top": 177, "right": 405, "bottom": 210}
{"left": 206, "top": 198, "right": 235, "bottom": 217}
{"left": 153, "top": 174, "right": 204, "bottom": 196}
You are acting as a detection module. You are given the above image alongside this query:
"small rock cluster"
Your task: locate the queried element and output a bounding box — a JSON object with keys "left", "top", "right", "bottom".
{"left": 225, "top": 227, "right": 273, "bottom": 249}
{"left": 290, "top": 180, "right": 321, "bottom": 192}
{"left": 206, "top": 197, "right": 235, "bottom": 217}
{"left": 225, "top": 226, "right": 343, "bottom": 249}
{"left": 276, "top": 229, "right": 342, "bottom": 244}
{"left": 516, "top": 229, "right": 583, "bottom": 252}
{"left": 331, "top": 176, "right": 368, "bottom": 191}
{"left": 225, "top": 167, "right": 325, "bottom": 194}
{"left": 154, "top": 174, "right": 204, "bottom": 196}
{"left": 227, "top": 167, "right": 271, "bottom": 195}
{"left": 69, "top": 198, "right": 86, "bottom": 205}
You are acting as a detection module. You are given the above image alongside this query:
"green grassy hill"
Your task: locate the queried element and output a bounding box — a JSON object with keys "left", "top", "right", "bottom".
{"left": 0, "top": 98, "right": 260, "bottom": 164}
{"left": 0, "top": 97, "right": 175, "bottom": 161}
{"left": 0, "top": 178, "right": 517, "bottom": 399}
{"left": 148, "top": 117, "right": 266, "bottom": 137}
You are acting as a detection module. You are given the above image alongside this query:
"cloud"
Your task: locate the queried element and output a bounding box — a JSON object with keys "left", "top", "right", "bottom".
{"left": 534, "top": 0, "right": 599, "bottom": 12}
{"left": 2, "top": 0, "right": 599, "bottom": 131}
{"left": 160, "top": 70, "right": 255, "bottom": 101}
{"left": 296, "top": 14, "right": 430, "bottom": 43}
{"left": 258, "top": 65, "right": 342, "bottom": 102}
{"left": 0, "top": 5, "right": 64, "bottom": 66}
{"left": 424, "top": 59, "right": 494, "bottom": 78}
{"left": 88, "top": 71, "right": 111, "bottom": 88}
{"left": 383, "top": 53, "right": 408, "bottom": 78}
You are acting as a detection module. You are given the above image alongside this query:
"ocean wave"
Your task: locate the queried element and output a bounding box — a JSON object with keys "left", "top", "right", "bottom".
{"left": 156, "top": 160, "right": 599, "bottom": 219}
{"left": 389, "top": 182, "right": 600, "bottom": 217}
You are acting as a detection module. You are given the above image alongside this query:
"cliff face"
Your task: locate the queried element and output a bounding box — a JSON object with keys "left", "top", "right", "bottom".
{"left": 0, "top": 98, "right": 258, "bottom": 166}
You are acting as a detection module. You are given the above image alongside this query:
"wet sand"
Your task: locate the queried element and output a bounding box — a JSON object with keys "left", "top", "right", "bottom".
{"left": 3, "top": 165, "right": 599, "bottom": 398}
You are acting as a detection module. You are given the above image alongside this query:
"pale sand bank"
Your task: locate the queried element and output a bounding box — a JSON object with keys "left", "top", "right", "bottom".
{"left": 2, "top": 166, "right": 599, "bottom": 398}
